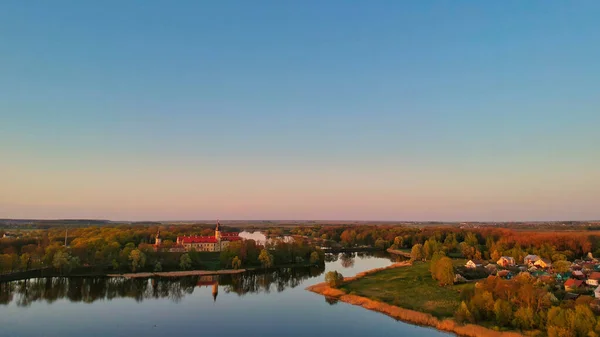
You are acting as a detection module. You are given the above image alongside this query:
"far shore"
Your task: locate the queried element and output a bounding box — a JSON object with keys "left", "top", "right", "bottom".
{"left": 306, "top": 262, "right": 524, "bottom": 337}
{"left": 107, "top": 269, "right": 246, "bottom": 278}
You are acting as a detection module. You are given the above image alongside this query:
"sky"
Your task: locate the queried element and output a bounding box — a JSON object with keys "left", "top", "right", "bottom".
{"left": 1, "top": 1, "right": 599, "bottom": 221}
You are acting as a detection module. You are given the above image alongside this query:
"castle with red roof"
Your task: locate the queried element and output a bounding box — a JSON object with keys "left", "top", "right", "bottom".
{"left": 154, "top": 221, "right": 241, "bottom": 252}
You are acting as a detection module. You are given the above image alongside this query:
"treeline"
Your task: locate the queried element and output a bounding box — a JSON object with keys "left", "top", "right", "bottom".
{"left": 292, "top": 225, "right": 597, "bottom": 262}
{"left": 456, "top": 273, "right": 600, "bottom": 336}
{"left": 0, "top": 225, "right": 324, "bottom": 276}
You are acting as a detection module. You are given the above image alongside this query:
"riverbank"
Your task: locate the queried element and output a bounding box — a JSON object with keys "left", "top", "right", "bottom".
{"left": 386, "top": 247, "right": 411, "bottom": 258}
{"left": 306, "top": 262, "right": 524, "bottom": 337}
{"left": 107, "top": 269, "right": 246, "bottom": 278}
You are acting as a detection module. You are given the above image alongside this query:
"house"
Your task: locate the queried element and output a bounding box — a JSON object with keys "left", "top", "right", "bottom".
{"left": 485, "top": 264, "right": 498, "bottom": 275}
{"left": 572, "top": 270, "right": 585, "bottom": 279}
{"left": 524, "top": 254, "right": 541, "bottom": 266}
{"left": 534, "top": 258, "right": 552, "bottom": 269}
{"left": 465, "top": 260, "right": 483, "bottom": 269}
{"left": 565, "top": 292, "right": 581, "bottom": 301}
{"left": 564, "top": 278, "right": 585, "bottom": 292}
{"left": 587, "top": 272, "right": 600, "bottom": 286}
{"left": 497, "top": 256, "right": 515, "bottom": 267}
{"left": 497, "top": 270, "right": 513, "bottom": 279}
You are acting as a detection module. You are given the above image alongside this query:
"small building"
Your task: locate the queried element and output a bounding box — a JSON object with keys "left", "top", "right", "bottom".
{"left": 534, "top": 258, "right": 552, "bottom": 269}
{"left": 524, "top": 254, "right": 541, "bottom": 266}
{"left": 595, "top": 286, "right": 600, "bottom": 299}
{"left": 497, "top": 256, "right": 515, "bottom": 267}
{"left": 587, "top": 272, "right": 600, "bottom": 286}
{"left": 565, "top": 292, "right": 581, "bottom": 301}
{"left": 565, "top": 278, "right": 585, "bottom": 292}
{"left": 497, "top": 270, "right": 513, "bottom": 279}
{"left": 465, "top": 260, "right": 483, "bottom": 269}
{"left": 572, "top": 270, "right": 585, "bottom": 279}
{"left": 485, "top": 264, "right": 498, "bottom": 275}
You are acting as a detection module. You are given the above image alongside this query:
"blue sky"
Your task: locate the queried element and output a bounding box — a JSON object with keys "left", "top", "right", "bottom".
{"left": 1, "top": 1, "right": 599, "bottom": 221}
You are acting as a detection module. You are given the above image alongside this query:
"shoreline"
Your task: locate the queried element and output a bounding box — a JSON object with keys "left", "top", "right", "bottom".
{"left": 107, "top": 269, "right": 246, "bottom": 278}
{"left": 306, "top": 262, "right": 524, "bottom": 337}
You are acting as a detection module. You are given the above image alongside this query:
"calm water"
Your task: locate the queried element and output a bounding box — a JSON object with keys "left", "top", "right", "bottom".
{"left": 0, "top": 253, "right": 451, "bottom": 337}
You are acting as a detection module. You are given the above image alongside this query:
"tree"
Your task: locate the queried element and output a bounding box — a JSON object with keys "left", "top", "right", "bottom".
{"left": 375, "top": 239, "right": 387, "bottom": 250}
{"left": 512, "top": 306, "right": 534, "bottom": 330}
{"left": 410, "top": 244, "right": 424, "bottom": 262}
{"left": 434, "top": 257, "right": 454, "bottom": 286}
{"left": 179, "top": 253, "right": 192, "bottom": 270}
{"left": 429, "top": 251, "right": 445, "bottom": 279}
{"left": 310, "top": 251, "right": 320, "bottom": 265}
{"left": 493, "top": 299, "right": 513, "bottom": 327}
{"left": 258, "top": 249, "right": 273, "bottom": 268}
{"left": 325, "top": 271, "right": 344, "bottom": 288}
{"left": 231, "top": 256, "right": 242, "bottom": 269}
{"left": 455, "top": 301, "right": 474, "bottom": 323}
{"left": 393, "top": 236, "right": 404, "bottom": 248}
{"left": 52, "top": 250, "right": 70, "bottom": 274}
{"left": 129, "top": 249, "right": 146, "bottom": 272}
{"left": 553, "top": 260, "right": 571, "bottom": 274}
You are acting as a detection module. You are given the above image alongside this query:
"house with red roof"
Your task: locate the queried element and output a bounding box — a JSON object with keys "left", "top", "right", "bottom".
{"left": 564, "top": 278, "right": 585, "bottom": 292}
{"left": 586, "top": 272, "right": 600, "bottom": 286}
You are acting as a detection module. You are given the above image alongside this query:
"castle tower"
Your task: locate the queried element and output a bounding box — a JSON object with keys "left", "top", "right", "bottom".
{"left": 215, "top": 220, "right": 221, "bottom": 241}
{"left": 155, "top": 230, "right": 162, "bottom": 246}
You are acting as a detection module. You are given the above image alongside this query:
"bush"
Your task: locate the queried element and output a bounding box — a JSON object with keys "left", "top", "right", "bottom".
{"left": 325, "top": 270, "right": 344, "bottom": 288}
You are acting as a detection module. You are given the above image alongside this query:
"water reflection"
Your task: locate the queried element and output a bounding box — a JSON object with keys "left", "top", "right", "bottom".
{"left": 0, "top": 265, "right": 325, "bottom": 307}
{"left": 0, "top": 252, "right": 401, "bottom": 308}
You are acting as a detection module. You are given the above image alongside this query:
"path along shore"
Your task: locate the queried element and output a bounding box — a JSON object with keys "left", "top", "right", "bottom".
{"left": 306, "top": 261, "right": 524, "bottom": 337}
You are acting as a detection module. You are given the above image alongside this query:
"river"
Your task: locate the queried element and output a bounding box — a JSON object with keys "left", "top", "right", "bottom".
{"left": 0, "top": 252, "right": 451, "bottom": 337}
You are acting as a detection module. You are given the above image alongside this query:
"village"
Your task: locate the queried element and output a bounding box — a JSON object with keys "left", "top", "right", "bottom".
{"left": 459, "top": 253, "right": 600, "bottom": 307}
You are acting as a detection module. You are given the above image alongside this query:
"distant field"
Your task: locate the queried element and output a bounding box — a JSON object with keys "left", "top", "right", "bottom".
{"left": 341, "top": 259, "right": 473, "bottom": 318}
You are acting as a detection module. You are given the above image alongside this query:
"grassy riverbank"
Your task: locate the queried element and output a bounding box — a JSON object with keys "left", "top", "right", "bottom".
{"left": 341, "top": 259, "right": 472, "bottom": 318}
{"left": 307, "top": 260, "right": 524, "bottom": 337}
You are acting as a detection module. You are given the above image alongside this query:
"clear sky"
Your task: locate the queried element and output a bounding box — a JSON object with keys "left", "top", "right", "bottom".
{"left": 1, "top": 1, "right": 599, "bottom": 221}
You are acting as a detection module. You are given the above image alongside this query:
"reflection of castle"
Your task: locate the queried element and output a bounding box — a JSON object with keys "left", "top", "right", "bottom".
{"left": 197, "top": 275, "right": 219, "bottom": 302}
{"left": 154, "top": 221, "right": 242, "bottom": 252}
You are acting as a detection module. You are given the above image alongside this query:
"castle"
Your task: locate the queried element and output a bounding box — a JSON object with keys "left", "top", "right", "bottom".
{"left": 154, "top": 221, "right": 241, "bottom": 252}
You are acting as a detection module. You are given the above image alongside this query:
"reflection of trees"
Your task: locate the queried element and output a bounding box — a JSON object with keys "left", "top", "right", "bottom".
{"left": 340, "top": 253, "right": 355, "bottom": 268}
{"left": 0, "top": 264, "right": 326, "bottom": 306}
{"left": 325, "top": 296, "right": 339, "bottom": 305}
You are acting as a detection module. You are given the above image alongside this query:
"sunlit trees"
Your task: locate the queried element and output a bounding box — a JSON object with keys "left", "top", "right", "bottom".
{"left": 553, "top": 260, "right": 571, "bottom": 274}
{"left": 410, "top": 244, "right": 423, "bottom": 262}
{"left": 325, "top": 271, "right": 344, "bottom": 288}
{"left": 231, "top": 256, "right": 242, "bottom": 269}
{"left": 455, "top": 301, "right": 474, "bottom": 323}
{"left": 258, "top": 249, "right": 273, "bottom": 268}
{"left": 129, "top": 249, "right": 146, "bottom": 272}
{"left": 433, "top": 257, "right": 454, "bottom": 286}
{"left": 493, "top": 299, "right": 513, "bottom": 326}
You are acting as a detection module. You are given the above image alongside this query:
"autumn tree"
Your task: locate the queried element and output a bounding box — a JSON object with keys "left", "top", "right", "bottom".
{"left": 553, "top": 260, "right": 571, "bottom": 274}
{"left": 231, "top": 256, "right": 242, "bottom": 269}
{"left": 325, "top": 271, "right": 344, "bottom": 288}
{"left": 434, "top": 257, "right": 454, "bottom": 286}
{"left": 310, "top": 251, "right": 320, "bottom": 265}
{"left": 493, "top": 299, "right": 513, "bottom": 326}
{"left": 258, "top": 249, "right": 273, "bottom": 268}
{"left": 410, "top": 244, "right": 424, "bottom": 262}
{"left": 129, "top": 249, "right": 146, "bottom": 272}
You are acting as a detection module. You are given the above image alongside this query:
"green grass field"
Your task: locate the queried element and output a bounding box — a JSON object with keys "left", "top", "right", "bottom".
{"left": 341, "top": 259, "right": 474, "bottom": 318}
